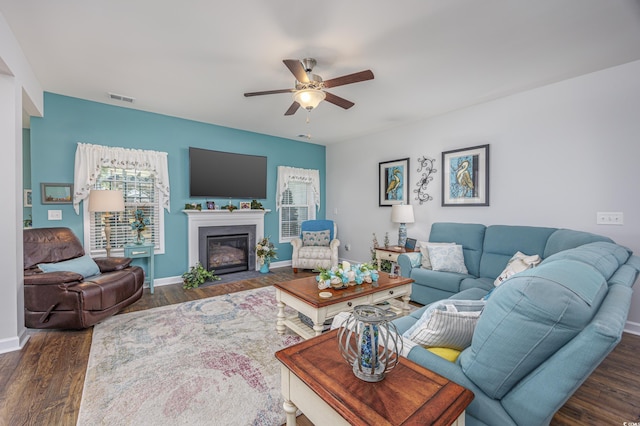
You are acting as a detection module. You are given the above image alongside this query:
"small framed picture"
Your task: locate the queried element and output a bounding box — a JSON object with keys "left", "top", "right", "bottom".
{"left": 41, "top": 183, "right": 73, "bottom": 204}
{"left": 239, "top": 201, "right": 251, "bottom": 210}
{"left": 404, "top": 238, "right": 417, "bottom": 251}
{"left": 379, "top": 158, "right": 410, "bottom": 207}
{"left": 24, "top": 189, "right": 32, "bottom": 207}
{"left": 206, "top": 201, "right": 215, "bottom": 210}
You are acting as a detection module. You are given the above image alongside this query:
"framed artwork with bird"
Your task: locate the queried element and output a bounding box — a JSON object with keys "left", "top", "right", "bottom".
{"left": 379, "top": 158, "right": 410, "bottom": 206}
{"left": 442, "top": 144, "right": 489, "bottom": 206}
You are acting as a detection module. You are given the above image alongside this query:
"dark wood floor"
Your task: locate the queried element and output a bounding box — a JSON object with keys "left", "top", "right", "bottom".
{"left": 1, "top": 267, "right": 639, "bottom": 425}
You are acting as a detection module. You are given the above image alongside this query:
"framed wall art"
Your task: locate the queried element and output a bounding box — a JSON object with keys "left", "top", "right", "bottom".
{"left": 40, "top": 183, "right": 74, "bottom": 204}
{"left": 24, "top": 189, "right": 32, "bottom": 207}
{"left": 379, "top": 158, "right": 410, "bottom": 207}
{"left": 442, "top": 144, "right": 489, "bottom": 206}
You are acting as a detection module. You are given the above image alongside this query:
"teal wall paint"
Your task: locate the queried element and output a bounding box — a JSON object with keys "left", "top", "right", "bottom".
{"left": 23, "top": 129, "right": 32, "bottom": 226}
{"left": 29, "top": 92, "right": 326, "bottom": 279}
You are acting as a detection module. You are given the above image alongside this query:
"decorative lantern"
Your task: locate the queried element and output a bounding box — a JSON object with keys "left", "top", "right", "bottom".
{"left": 337, "top": 305, "right": 403, "bottom": 382}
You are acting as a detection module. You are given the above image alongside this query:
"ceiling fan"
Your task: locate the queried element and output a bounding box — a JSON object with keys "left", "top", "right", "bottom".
{"left": 244, "top": 58, "right": 374, "bottom": 116}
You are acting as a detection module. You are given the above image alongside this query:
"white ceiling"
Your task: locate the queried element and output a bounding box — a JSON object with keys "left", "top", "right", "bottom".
{"left": 2, "top": 0, "right": 640, "bottom": 145}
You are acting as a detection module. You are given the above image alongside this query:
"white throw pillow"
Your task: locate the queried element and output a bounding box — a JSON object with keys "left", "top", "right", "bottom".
{"left": 427, "top": 244, "right": 468, "bottom": 274}
{"left": 419, "top": 241, "right": 454, "bottom": 269}
{"left": 494, "top": 251, "right": 541, "bottom": 287}
{"left": 302, "top": 230, "right": 331, "bottom": 247}
{"left": 404, "top": 300, "right": 485, "bottom": 350}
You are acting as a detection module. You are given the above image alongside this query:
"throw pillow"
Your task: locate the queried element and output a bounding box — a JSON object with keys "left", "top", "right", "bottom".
{"left": 427, "top": 347, "right": 462, "bottom": 362}
{"left": 302, "top": 230, "right": 331, "bottom": 247}
{"left": 403, "top": 300, "right": 485, "bottom": 350}
{"left": 38, "top": 254, "right": 101, "bottom": 278}
{"left": 494, "top": 251, "right": 541, "bottom": 286}
{"left": 427, "top": 244, "right": 468, "bottom": 274}
{"left": 419, "top": 241, "right": 454, "bottom": 269}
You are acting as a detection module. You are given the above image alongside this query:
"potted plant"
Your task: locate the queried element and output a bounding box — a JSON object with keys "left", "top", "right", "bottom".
{"left": 182, "top": 262, "right": 220, "bottom": 289}
{"left": 256, "top": 236, "right": 277, "bottom": 273}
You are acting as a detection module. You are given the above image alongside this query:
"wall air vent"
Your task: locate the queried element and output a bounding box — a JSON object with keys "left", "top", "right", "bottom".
{"left": 108, "top": 92, "right": 135, "bottom": 103}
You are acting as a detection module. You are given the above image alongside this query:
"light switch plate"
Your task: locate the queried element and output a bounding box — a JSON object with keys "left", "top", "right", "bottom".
{"left": 48, "top": 210, "right": 62, "bottom": 220}
{"left": 596, "top": 212, "right": 623, "bottom": 225}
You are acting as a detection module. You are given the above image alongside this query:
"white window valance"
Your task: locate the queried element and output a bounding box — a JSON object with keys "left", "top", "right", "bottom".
{"left": 73, "top": 142, "right": 170, "bottom": 214}
{"left": 276, "top": 166, "right": 320, "bottom": 211}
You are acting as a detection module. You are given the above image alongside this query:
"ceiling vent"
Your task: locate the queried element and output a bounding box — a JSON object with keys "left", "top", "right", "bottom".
{"left": 108, "top": 92, "right": 135, "bottom": 103}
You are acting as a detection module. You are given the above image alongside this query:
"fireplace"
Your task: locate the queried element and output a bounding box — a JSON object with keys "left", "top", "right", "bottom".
{"left": 207, "top": 234, "right": 249, "bottom": 274}
{"left": 186, "top": 209, "right": 269, "bottom": 273}
{"left": 198, "top": 224, "right": 257, "bottom": 273}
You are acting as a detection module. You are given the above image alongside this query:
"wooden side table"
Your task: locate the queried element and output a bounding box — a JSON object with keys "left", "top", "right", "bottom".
{"left": 124, "top": 243, "right": 155, "bottom": 294}
{"left": 276, "top": 329, "right": 474, "bottom": 426}
{"left": 375, "top": 246, "right": 415, "bottom": 276}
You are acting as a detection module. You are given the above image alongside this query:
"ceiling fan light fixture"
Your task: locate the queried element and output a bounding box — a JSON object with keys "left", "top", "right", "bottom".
{"left": 293, "top": 89, "right": 326, "bottom": 111}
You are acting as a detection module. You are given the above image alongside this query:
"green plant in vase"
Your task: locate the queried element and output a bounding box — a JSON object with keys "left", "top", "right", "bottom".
{"left": 182, "top": 262, "right": 220, "bottom": 289}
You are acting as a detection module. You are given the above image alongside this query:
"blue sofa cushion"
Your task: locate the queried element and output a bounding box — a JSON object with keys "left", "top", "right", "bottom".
{"left": 429, "top": 223, "right": 486, "bottom": 277}
{"left": 410, "top": 268, "right": 472, "bottom": 293}
{"left": 459, "top": 259, "right": 608, "bottom": 399}
{"left": 543, "top": 228, "right": 613, "bottom": 258}
{"left": 542, "top": 242, "right": 630, "bottom": 281}
{"left": 479, "top": 225, "right": 555, "bottom": 279}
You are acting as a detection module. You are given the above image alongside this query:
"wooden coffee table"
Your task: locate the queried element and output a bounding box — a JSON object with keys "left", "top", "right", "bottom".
{"left": 276, "top": 329, "right": 474, "bottom": 426}
{"left": 274, "top": 272, "right": 413, "bottom": 339}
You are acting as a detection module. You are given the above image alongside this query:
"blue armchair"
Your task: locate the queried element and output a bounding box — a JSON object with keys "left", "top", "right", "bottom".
{"left": 291, "top": 220, "right": 340, "bottom": 272}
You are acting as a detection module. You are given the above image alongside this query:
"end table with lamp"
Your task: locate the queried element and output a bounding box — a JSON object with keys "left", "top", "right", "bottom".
{"left": 124, "top": 243, "right": 155, "bottom": 294}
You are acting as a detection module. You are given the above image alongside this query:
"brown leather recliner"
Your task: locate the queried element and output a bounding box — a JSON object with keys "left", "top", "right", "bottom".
{"left": 24, "top": 227, "right": 145, "bottom": 329}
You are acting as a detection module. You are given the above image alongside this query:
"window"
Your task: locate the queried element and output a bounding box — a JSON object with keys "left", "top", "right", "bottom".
{"left": 85, "top": 167, "right": 164, "bottom": 255}
{"left": 279, "top": 181, "right": 315, "bottom": 242}
{"left": 74, "top": 143, "right": 170, "bottom": 256}
{"left": 276, "top": 166, "right": 320, "bottom": 243}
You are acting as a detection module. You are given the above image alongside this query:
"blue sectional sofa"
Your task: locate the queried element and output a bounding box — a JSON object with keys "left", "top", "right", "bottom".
{"left": 394, "top": 222, "right": 639, "bottom": 425}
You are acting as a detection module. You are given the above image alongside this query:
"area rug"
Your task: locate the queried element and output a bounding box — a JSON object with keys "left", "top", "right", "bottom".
{"left": 77, "top": 287, "right": 303, "bottom": 425}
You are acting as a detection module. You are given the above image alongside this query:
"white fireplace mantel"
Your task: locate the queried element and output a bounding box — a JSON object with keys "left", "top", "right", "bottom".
{"left": 184, "top": 209, "right": 270, "bottom": 269}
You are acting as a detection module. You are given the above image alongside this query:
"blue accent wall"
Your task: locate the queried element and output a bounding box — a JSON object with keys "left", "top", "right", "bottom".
{"left": 29, "top": 92, "right": 326, "bottom": 279}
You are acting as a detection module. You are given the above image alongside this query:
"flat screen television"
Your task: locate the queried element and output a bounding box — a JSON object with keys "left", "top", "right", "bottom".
{"left": 189, "top": 147, "right": 267, "bottom": 199}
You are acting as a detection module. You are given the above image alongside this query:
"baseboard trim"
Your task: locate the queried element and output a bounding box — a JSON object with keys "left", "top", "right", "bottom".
{"left": 0, "top": 329, "right": 30, "bottom": 354}
{"left": 624, "top": 320, "right": 640, "bottom": 336}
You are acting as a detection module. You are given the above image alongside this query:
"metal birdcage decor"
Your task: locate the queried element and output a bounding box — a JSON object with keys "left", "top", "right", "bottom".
{"left": 337, "top": 305, "right": 403, "bottom": 382}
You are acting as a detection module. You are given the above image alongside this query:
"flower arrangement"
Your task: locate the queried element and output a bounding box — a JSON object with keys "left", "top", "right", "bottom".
{"left": 256, "top": 236, "right": 277, "bottom": 265}
{"left": 131, "top": 208, "right": 150, "bottom": 244}
{"left": 316, "top": 262, "right": 379, "bottom": 289}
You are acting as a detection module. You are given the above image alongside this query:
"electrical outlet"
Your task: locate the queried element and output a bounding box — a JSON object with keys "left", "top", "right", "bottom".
{"left": 596, "top": 212, "right": 623, "bottom": 225}
{"left": 345, "top": 244, "right": 351, "bottom": 251}
{"left": 48, "top": 210, "right": 62, "bottom": 220}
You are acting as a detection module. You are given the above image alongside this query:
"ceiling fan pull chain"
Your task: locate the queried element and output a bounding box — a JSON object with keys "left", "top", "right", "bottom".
{"left": 306, "top": 110, "right": 311, "bottom": 124}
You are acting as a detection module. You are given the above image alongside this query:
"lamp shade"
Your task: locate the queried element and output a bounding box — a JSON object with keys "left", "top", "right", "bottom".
{"left": 88, "top": 190, "right": 125, "bottom": 212}
{"left": 390, "top": 204, "right": 414, "bottom": 224}
{"left": 293, "top": 89, "right": 326, "bottom": 110}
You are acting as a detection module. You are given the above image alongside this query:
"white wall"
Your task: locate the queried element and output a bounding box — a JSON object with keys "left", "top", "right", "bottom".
{"left": 0, "top": 12, "right": 43, "bottom": 353}
{"left": 327, "top": 60, "right": 640, "bottom": 330}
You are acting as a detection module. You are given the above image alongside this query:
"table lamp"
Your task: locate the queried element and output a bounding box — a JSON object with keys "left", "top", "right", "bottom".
{"left": 391, "top": 204, "right": 414, "bottom": 247}
{"left": 88, "top": 189, "right": 125, "bottom": 257}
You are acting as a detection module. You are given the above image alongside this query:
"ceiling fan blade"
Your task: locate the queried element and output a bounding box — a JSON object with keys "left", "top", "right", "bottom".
{"left": 283, "top": 59, "right": 309, "bottom": 83}
{"left": 323, "top": 70, "right": 374, "bottom": 88}
{"left": 244, "top": 88, "right": 294, "bottom": 97}
{"left": 284, "top": 102, "right": 301, "bottom": 116}
{"left": 324, "top": 91, "right": 355, "bottom": 110}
